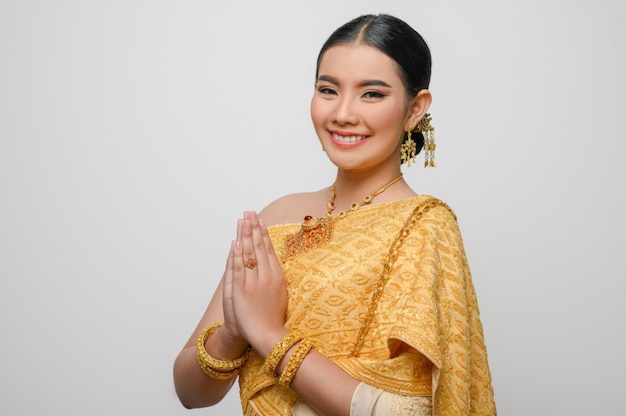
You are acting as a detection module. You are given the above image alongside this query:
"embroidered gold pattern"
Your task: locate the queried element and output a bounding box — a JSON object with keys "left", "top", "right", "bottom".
{"left": 238, "top": 195, "right": 496, "bottom": 415}
{"left": 351, "top": 198, "right": 455, "bottom": 355}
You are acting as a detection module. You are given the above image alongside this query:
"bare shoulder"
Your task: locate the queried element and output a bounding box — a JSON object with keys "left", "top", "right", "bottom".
{"left": 258, "top": 188, "right": 330, "bottom": 227}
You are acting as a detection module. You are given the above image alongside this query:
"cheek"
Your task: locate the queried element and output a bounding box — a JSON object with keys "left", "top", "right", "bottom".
{"left": 366, "top": 104, "right": 403, "bottom": 131}
{"left": 378, "top": 101, "right": 409, "bottom": 131}
{"left": 310, "top": 97, "right": 327, "bottom": 129}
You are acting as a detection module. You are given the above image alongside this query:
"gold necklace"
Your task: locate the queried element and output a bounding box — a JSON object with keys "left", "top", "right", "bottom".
{"left": 283, "top": 174, "right": 404, "bottom": 259}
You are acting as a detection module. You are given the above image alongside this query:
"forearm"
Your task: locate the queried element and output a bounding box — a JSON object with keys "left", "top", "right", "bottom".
{"left": 173, "top": 346, "right": 235, "bottom": 408}
{"left": 285, "top": 348, "right": 359, "bottom": 416}
{"left": 173, "top": 325, "right": 249, "bottom": 408}
{"left": 256, "top": 329, "right": 359, "bottom": 416}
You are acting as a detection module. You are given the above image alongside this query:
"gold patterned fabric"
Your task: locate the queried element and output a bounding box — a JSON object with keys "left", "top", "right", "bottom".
{"left": 238, "top": 195, "right": 496, "bottom": 415}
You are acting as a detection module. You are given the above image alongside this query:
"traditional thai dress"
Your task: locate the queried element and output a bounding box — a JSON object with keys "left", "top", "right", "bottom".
{"left": 238, "top": 196, "right": 496, "bottom": 415}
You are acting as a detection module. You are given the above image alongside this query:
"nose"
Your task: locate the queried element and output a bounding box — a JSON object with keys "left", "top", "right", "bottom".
{"left": 333, "top": 96, "right": 358, "bottom": 126}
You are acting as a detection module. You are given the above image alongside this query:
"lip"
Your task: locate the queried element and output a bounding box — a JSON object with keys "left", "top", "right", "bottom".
{"left": 328, "top": 130, "right": 369, "bottom": 148}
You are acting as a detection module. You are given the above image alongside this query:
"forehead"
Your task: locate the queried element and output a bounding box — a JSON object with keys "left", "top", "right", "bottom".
{"left": 317, "top": 43, "right": 403, "bottom": 85}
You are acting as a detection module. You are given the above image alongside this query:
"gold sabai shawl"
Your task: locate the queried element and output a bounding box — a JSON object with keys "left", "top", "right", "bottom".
{"left": 238, "top": 195, "right": 496, "bottom": 415}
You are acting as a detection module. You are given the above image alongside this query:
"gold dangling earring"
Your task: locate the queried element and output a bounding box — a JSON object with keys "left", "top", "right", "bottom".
{"left": 401, "top": 126, "right": 417, "bottom": 167}
{"left": 416, "top": 113, "right": 436, "bottom": 168}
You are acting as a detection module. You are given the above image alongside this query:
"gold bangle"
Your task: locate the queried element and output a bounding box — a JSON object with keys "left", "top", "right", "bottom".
{"left": 278, "top": 338, "right": 314, "bottom": 387}
{"left": 262, "top": 330, "right": 304, "bottom": 376}
{"left": 196, "top": 322, "right": 251, "bottom": 380}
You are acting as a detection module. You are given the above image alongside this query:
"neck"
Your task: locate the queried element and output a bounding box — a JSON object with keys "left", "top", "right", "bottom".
{"left": 331, "top": 169, "right": 405, "bottom": 212}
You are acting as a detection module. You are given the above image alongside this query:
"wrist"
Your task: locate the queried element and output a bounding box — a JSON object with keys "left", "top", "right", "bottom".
{"left": 207, "top": 325, "right": 249, "bottom": 361}
{"left": 196, "top": 323, "right": 251, "bottom": 380}
{"left": 255, "top": 327, "right": 290, "bottom": 359}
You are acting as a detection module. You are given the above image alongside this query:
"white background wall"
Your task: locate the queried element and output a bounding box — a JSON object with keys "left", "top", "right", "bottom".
{"left": 1, "top": 1, "right": 625, "bottom": 415}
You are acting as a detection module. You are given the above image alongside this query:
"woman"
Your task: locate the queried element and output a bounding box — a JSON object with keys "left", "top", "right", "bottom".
{"left": 173, "top": 14, "right": 496, "bottom": 416}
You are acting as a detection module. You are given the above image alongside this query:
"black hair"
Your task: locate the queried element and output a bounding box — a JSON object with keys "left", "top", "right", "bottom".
{"left": 315, "top": 14, "right": 432, "bottom": 161}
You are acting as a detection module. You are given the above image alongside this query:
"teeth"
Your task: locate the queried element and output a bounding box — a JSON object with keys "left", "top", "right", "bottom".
{"left": 332, "top": 132, "right": 366, "bottom": 143}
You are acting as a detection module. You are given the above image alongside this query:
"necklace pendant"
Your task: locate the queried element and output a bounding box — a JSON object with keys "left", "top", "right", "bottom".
{"left": 301, "top": 215, "right": 319, "bottom": 231}
{"left": 283, "top": 215, "right": 333, "bottom": 259}
{"left": 282, "top": 173, "right": 403, "bottom": 260}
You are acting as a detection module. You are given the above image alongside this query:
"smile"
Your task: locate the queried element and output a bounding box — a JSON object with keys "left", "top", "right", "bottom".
{"left": 332, "top": 132, "right": 367, "bottom": 143}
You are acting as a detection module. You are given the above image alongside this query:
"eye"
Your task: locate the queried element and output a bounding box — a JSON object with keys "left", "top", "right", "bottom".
{"left": 362, "top": 90, "right": 385, "bottom": 100}
{"left": 317, "top": 86, "right": 337, "bottom": 96}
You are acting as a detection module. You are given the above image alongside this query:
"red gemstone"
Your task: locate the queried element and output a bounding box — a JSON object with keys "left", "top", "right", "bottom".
{"left": 304, "top": 215, "right": 312, "bottom": 221}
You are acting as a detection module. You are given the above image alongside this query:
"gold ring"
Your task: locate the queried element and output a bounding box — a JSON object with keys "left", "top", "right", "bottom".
{"left": 244, "top": 258, "right": 258, "bottom": 270}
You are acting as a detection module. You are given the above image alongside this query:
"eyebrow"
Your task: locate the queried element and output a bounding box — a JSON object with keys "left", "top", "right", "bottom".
{"left": 316, "top": 75, "right": 393, "bottom": 88}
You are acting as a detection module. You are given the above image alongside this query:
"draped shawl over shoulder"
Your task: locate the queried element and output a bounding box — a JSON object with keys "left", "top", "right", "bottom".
{"left": 238, "top": 195, "right": 496, "bottom": 415}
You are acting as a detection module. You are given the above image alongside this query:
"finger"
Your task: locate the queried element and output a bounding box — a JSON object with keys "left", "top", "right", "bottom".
{"left": 223, "top": 240, "right": 236, "bottom": 298}
{"left": 240, "top": 219, "right": 259, "bottom": 277}
{"left": 232, "top": 239, "right": 246, "bottom": 288}
{"left": 236, "top": 218, "right": 243, "bottom": 242}
{"left": 259, "top": 219, "right": 282, "bottom": 272}
{"left": 248, "top": 212, "right": 271, "bottom": 272}
{"left": 222, "top": 242, "right": 238, "bottom": 326}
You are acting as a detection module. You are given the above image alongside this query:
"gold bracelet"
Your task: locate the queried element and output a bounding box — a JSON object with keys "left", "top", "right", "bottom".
{"left": 196, "top": 322, "right": 251, "bottom": 380}
{"left": 262, "top": 330, "right": 304, "bottom": 376}
{"left": 278, "top": 338, "right": 314, "bottom": 387}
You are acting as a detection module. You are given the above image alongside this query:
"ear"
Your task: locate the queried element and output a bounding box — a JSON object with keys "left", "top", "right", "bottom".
{"left": 405, "top": 89, "right": 432, "bottom": 129}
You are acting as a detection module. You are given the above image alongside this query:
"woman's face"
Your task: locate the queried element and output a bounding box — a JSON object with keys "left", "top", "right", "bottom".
{"left": 311, "top": 43, "right": 412, "bottom": 174}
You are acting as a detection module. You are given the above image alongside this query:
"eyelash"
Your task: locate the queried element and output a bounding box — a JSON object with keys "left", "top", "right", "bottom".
{"left": 363, "top": 91, "right": 385, "bottom": 99}
{"left": 317, "top": 87, "right": 337, "bottom": 95}
{"left": 316, "top": 87, "right": 386, "bottom": 99}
